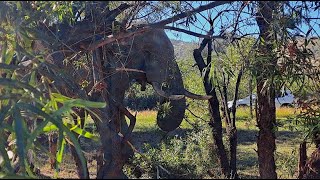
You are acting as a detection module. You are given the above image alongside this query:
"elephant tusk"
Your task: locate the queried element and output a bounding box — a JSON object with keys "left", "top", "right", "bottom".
{"left": 184, "top": 89, "right": 212, "bottom": 100}
{"left": 151, "top": 82, "right": 185, "bottom": 100}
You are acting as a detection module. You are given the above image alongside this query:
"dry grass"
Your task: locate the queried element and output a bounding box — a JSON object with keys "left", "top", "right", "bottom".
{"left": 276, "top": 107, "right": 299, "bottom": 118}
{"left": 235, "top": 106, "right": 298, "bottom": 120}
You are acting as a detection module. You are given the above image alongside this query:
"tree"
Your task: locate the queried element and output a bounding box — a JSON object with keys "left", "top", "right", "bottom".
{"left": 0, "top": 1, "right": 234, "bottom": 178}
{"left": 1, "top": 1, "right": 320, "bottom": 179}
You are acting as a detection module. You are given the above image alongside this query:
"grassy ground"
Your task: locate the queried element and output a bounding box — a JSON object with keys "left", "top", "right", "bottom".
{"left": 130, "top": 107, "right": 316, "bottom": 179}
{"left": 35, "top": 107, "right": 316, "bottom": 179}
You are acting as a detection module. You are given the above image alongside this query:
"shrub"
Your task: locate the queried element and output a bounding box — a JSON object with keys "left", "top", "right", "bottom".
{"left": 124, "top": 123, "right": 222, "bottom": 179}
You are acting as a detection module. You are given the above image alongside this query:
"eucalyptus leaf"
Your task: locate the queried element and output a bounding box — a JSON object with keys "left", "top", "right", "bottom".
{"left": 16, "top": 102, "right": 88, "bottom": 177}
{"left": 0, "top": 78, "right": 41, "bottom": 97}
{"left": 12, "top": 107, "right": 26, "bottom": 174}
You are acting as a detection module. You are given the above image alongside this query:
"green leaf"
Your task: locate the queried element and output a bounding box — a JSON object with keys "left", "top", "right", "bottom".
{"left": 12, "top": 107, "right": 26, "bottom": 174}
{"left": 29, "top": 71, "right": 36, "bottom": 87}
{"left": 42, "top": 124, "right": 58, "bottom": 132}
{"left": 65, "top": 99, "right": 106, "bottom": 109}
{"left": 53, "top": 99, "right": 106, "bottom": 117}
{"left": 57, "top": 133, "right": 66, "bottom": 165}
{"left": 24, "top": 159, "right": 37, "bottom": 179}
{"left": 4, "top": 48, "right": 15, "bottom": 65}
{"left": 0, "top": 105, "right": 11, "bottom": 125}
{"left": 51, "top": 93, "right": 72, "bottom": 102}
{"left": 0, "top": 130, "right": 14, "bottom": 173}
{"left": 16, "top": 102, "right": 88, "bottom": 177}
{"left": 26, "top": 119, "right": 49, "bottom": 151}
{"left": 66, "top": 123, "right": 99, "bottom": 141}
{"left": 16, "top": 2, "right": 22, "bottom": 10}
{"left": 1, "top": 123, "right": 15, "bottom": 132}
{"left": 1, "top": 41, "right": 8, "bottom": 64}
{"left": 0, "top": 78, "right": 41, "bottom": 97}
{"left": 0, "top": 63, "right": 19, "bottom": 70}
{"left": 54, "top": 130, "right": 66, "bottom": 178}
{"left": 0, "top": 173, "right": 32, "bottom": 179}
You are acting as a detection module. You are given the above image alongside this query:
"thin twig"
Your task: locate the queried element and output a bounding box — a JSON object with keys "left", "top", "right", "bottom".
{"left": 186, "top": 107, "right": 209, "bottom": 122}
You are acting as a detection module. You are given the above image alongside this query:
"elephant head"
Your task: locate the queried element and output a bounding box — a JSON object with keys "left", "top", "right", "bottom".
{"left": 104, "top": 28, "right": 211, "bottom": 132}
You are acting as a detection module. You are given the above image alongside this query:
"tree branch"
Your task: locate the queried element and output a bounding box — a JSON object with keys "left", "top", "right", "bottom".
{"left": 231, "top": 1, "right": 250, "bottom": 41}
{"left": 84, "top": 28, "right": 149, "bottom": 51}
{"left": 148, "top": 1, "right": 233, "bottom": 28}
{"left": 193, "top": 26, "right": 214, "bottom": 74}
{"left": 105, "top": 3, "right": 134, "bottom": 22}
{"left": 163, "top": 26, "right": 225, "bottom": 39}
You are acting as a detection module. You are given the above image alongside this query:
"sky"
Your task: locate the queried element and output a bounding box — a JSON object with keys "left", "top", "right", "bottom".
{"left": 164, "top": 2, "right": 320, "bottom": 43}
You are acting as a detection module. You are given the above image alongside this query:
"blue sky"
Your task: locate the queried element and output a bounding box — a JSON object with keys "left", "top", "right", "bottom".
{"left": 165, "top": 2, "right": 320, "bottom": 43}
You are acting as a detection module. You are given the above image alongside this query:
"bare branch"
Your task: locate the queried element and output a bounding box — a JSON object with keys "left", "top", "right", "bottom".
{"left": 186, "top": 107, "right": 209, "bottom": 123}
{"left": 148, "top": 1, "right": 233, "bottom": 28}
{"left": 231, "top": 2, "right": 251, "bottom": 41}
{"left": 105, "top": 3, "right": 133, "bottom": 22}
{"left": 163, "top": 26, "right": 225, "bottom": 39}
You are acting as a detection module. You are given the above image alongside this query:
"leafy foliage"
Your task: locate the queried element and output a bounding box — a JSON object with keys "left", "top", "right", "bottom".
{"left": 125, "top": 123, "right": 220, "bottom": 179}
{"left": 0, "top": 1, "right": 106, "bottom": 178}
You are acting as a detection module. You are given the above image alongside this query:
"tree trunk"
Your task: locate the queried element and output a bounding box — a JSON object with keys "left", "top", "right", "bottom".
{"left": 93, "top": 47, "right": 130, "bottom": 179}
{"left": 303, "top": 146, "right": 320, "bottom": 179}
{"left": 207, "top": 92, "right": 231, "bottom": 178}
{"left": 193, "top": 34, "right": 230, "bottom": 178}
{"left": 255, "top": 1, "right": 278, "bottom": 179}
{"left": 229, "top": 69, "right": 243, "bottom": 179}
{"left": 249, "top": 75, "right": 253, "bottom": 119}
{"left": 229, "top": 128, "right": 237, "bottom": 178}
{"left": 298, "top": 141, "right": 307, "bottom": 179}
{"left": 256, "top": 81, "right": 277, "bottom": 179}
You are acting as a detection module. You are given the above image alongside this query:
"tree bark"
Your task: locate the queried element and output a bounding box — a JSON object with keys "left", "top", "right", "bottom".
{"left": 229, "top": 69, "right": 243, "bottom": 179}
{"left": 249, "top": 75, "right": 253, "bottom": 119}
{"left": 256, "top": 79, "right": 277, "bottom": 179}
{"left": 193, "top": 32, "right": 230, "bottom": 178}
{"left": 255, "top": 1, "right": 278, "bottom": 179}
{"left": 298, "top": 141, "right": 307, "bottom": 179}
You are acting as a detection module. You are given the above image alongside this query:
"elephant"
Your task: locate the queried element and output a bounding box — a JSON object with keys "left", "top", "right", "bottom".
{"left": 23, "top": 26, "right": 212, "bottom": 178}
{"left": 31, "top": 25, "right": 211, "bottom": 132}
{"left": 102, "top": 27, "right": 211, "bottom": 132}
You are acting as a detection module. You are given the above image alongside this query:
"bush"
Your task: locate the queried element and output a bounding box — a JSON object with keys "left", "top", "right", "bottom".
{"left": 124, "top": 123, "right": 222, "bottom": 179}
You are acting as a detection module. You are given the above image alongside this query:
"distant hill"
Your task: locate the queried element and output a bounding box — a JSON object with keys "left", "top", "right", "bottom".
{"left": 170, "top": 39, "right": 198, "bottom": 61}
{"left": 170, "top": 37, "right": 320, "bottom": 63}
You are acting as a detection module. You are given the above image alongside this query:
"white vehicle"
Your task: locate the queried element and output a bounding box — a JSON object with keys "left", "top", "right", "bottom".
{"left": 227, "top": 90, "right": 295, "bottom": 108}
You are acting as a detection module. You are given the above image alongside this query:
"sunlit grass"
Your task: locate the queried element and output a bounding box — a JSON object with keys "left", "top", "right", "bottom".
{"left": 130, "top": 110, "right": 157, "bottom": 131}
{"left": 130, "top": 107, "right": 299, "bottom": 132}
{"left": 236, "top": 107, "right": 254, "bottom": 121}
{"left": 236, "top": 106, "right": 298, "bottom": 120}
{"left": 276, "top": 107, "right": 299, "bottom": 118}
{"left": 129, "top": 109, "right": 196, "bottom": 132}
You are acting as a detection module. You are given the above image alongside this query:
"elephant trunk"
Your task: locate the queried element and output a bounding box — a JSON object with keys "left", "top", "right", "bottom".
{"left": 154, "top": 61, "right": 187, "bottom": 132}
